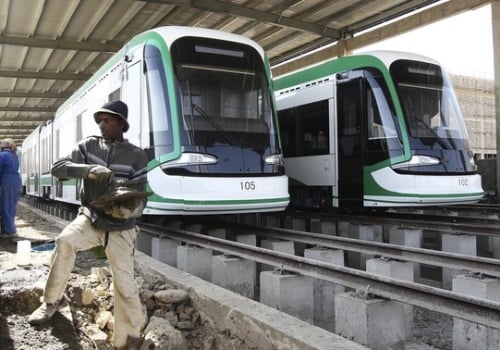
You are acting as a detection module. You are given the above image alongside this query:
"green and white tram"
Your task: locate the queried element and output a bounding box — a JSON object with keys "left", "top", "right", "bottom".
{"left": 274, "top": 51, "right": 483, "bottom": 208}
{"left": 22, "top": 26, "right": 289, "bottom": 215}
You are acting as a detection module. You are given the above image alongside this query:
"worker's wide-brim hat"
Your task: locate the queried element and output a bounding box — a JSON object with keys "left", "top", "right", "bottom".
{"left": 94, "top": 100, "right": 129, "bottom": 132}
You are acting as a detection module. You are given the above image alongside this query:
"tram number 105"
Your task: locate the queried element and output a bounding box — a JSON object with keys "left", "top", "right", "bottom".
{"left": 240, "top": 181, "right": 256, "bottom": 191}
{"left": 457, "top": 178, "right": 469, "bottom": 186}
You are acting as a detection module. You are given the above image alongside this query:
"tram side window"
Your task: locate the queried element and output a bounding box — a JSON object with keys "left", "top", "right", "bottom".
{"left": 41, "top": 136, "right": 50, "bottom": 175}
{"left": 278, "top": 100, "right": 329, "bottom": 157}
{"left": 144, "top": 44, "right": 174, "bottom": 156}
{"left": 365, "top": 71, "right": 403, "bottom": 164}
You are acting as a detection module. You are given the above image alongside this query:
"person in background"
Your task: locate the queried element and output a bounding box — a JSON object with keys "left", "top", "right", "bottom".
{"left": 0, "top": 138, "right": 22, "bottom": 238}
{"left": 28, "top": 100, "right": 149, "bottom": 350}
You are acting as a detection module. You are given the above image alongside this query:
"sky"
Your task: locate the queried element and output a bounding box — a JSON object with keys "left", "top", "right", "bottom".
{"left": 355, "top": 3, "right": 494, "bottom": 79}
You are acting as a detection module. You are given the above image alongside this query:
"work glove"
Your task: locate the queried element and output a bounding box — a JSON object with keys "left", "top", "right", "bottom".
{"left": 103, "top": 198, "right": 144, "bottom": 219}
{"left": 87, "top": 165, "right": 113, "bottom": 184}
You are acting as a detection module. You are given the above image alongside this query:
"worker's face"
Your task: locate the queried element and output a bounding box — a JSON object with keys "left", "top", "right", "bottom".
{"left": 96, "top": 113, "right": 124, "bottom": 140}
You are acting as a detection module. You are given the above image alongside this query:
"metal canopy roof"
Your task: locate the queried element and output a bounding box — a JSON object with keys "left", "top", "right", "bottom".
{"left": 0, "top": 0, "right": 489, "bottom": 144}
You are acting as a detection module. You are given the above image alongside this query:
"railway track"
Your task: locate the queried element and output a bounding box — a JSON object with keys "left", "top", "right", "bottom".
{"left": 23, "top": 197, "right": 500, "bottom": 347}
{"left": 287, "top": 207, "right": 500, "bottom": 237}
{"left": 139, "top": 215, "right": 500, "bottom": 330}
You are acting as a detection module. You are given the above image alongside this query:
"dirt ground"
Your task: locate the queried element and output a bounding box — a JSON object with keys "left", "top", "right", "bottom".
{"left": 0, "top": 203, "right": 104, "bottom": 349}
{"left": 0, "top": 203, "right": 220, "bottom": 350}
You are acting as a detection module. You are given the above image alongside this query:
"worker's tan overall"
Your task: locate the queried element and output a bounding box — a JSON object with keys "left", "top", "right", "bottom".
{"left": 43, "top": 212, "right": 142, "bottom": 348}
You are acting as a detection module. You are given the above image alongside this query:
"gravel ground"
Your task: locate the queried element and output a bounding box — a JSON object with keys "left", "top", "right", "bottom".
{"left": 0, "top": 202, "right": 454, "bottom": 349}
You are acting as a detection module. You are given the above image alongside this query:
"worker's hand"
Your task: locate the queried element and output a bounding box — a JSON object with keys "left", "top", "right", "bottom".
{"left": 87, "top": 165, "right": 113, "bottom": 183}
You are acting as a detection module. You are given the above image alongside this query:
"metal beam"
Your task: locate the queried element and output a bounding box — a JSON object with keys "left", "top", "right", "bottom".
{"left": 0, "top": 69, "right": 90, "bottom": 81}
{"left": 145, "top": 0, "right": 342, "bottom": 38}
{"left": 0, "top": 106, "right": 56, "bottom": 113}
{"left": 0, "top": 34, "right": 123, "bottom": 53}
{"left": 0, "top": 91, "right": 71, "bottom": 99}
{"left": 271, "top": 0, "right": 491, "bottom": 76}
{"left": 344, "top": 0, "right": 441, "bottom": 34}
{"left": 0, "top": 122, "right": 47, "bottom": 126}
{"left": 0, "top": 126, "right": 38, "bottom": 129}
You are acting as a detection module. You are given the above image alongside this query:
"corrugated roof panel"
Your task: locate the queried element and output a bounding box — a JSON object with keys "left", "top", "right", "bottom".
{"left": 0, "top": 0, "right": 482, "bottom": 143}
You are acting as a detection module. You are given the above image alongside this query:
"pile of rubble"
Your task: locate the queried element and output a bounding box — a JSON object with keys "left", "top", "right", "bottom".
{"left": 1, "top": 204, "right": 247, "bottom": 349}
{"left": 0, "top": 248, "right": 213, "bottom": 349}
{"left": 66, "top": 261, "right": 216, "bottom": 349}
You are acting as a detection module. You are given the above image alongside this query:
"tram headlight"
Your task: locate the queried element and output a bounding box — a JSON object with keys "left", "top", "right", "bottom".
{"left": 264, "top": 154, "right": 284, "bottom": 165}
{"left": 391, "top": 155, "right": 440, "bottom": 169}
{"left": 469, "top": 156, "right": 477, "bottom": 171}
{"left": 161, "top": 152, "right": 217, "bottom": 169}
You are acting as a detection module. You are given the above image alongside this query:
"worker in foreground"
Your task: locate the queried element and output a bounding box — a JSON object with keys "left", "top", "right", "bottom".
{"left": 29, "top": 100, "right": 150, "bottom": 349}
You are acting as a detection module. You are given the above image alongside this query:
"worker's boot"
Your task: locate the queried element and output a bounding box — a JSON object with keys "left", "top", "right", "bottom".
{"left": 28, "top": 295, "right": 69, "bottom": 325}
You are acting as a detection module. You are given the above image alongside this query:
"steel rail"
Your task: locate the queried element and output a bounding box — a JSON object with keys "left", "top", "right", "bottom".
{"left": 221, "top": 222, "right": 500, "bottom": 278}
{"left": 141, "top": 223, "right": 500, "bottom": 330}
{"left": 309, "top": 211, "right": 500, "bottom": 237}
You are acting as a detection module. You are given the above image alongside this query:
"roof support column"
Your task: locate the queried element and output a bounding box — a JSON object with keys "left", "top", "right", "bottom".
{"left": 492, "top": 0, "right": 500, "bottom": 196}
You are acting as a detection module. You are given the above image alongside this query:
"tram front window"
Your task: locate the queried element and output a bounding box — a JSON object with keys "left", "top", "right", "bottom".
{"left": 169, "top": 37, "right": 281, "bottom": 175}
{"left": 391, "top": 59, "right": 475, "bottom": 173}
{"left": 391, "top": 60, "right": 469, "bottom": 147}
{"left": 173, "top": 38, "right": 275, "bottom": 152}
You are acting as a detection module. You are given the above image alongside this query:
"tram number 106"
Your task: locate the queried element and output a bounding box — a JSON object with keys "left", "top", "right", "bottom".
{"left": 457, "top": 178, "right": 469, "bottom": 186}
{"left": 240, "top": 181, "right": 256, "bottom": 191}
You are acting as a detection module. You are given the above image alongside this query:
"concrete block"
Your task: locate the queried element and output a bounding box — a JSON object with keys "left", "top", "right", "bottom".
{"left": 207, "top": 228, "right": 227, "bottom": 255}
{"left": 442, "top": 234, "right": 477, "bottom": 289}
{"left": 453, "top": 318, "right": 500, "bottom": 350}
{"left": 151, "top": 236, "right": 180, "bottom": 267}
{"left": 182, "top": 223, "right": 203, "bottom": 233}
{"left": 260, "top": 270, "right": 314, "bottom": 323}
{"left": 366, "top": 258, "right": 414, "bottom": 282}
{"left": 389, "top": 227, "right": 423, "bottom": 278}
{"left": 240, "top": 213, "right": 258, "bottom": 225}
{"left": 366, "top": 258, "right": 414, "bottom": 338}
{"left": 284, "top": 216, "right": 306, "bottom": 231}
{"left": 136, "top": 232, "right": 152, "bottom": 256}
{"left": 284, "top": 217, "right": 306, "bottom": 256}
{"left": 453, "top": 274, "right": 500, "bottom": 302}
{"left": 345, "top": 225, "right": 383, "bottom": 270}
{"left": 162, "top": 220, "right": 182, "bottom": 229}
{"left": 305, "top": 247, "right": 344, "bottom": 266}
{"left": 261, "top": 214, "right": 281, "bottom": 227}
{"left": 212, "top": 254, "right": 255, "bottom": 298}
{"left": 389, "top": 227, "right": 423, "bottom": 248}
{"left": 337, "top": 221, "right": 352, "bottom": 237}
{"left": 261, "top": 240, "right": 294, "bottom": 255}
{"left": 490, "top": 237, "right": 500, "bottom": 258}
{"left": 335, "top": 292, "right": 405, "bottom": 350}
{"left": 310, "top": 219, "right": 337, "bottom": 235}
{"left": 305, "top": 247, "right": 345, "bottom": 331}
{"left": 452, "top": 274, "right": 500, "bottom": 349}
{"left": 236, "top": 234, "right": 257, "bottom": 246}
{"left": 261, "top": 239, "right": 295, "bottom": 271}
{"left": 207, "top": 228, "right": 227, "bottom": 240}
{"left": 177, "top": 245, "right": 212, "bottom": 281}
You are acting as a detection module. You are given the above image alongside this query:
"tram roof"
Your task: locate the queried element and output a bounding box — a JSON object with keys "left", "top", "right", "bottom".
{"left": 0, "top": 0, "right": 489, "bottom": 145}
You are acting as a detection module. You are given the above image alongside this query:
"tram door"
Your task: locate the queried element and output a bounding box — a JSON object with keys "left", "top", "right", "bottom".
{"left": 337, "top": 73, "right": 364, "bottom": 208}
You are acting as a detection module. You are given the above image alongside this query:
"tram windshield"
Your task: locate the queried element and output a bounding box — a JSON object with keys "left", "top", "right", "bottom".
{"left": 391, "top": 60, "right": 470, "bottom": 148}
{"left": 390, "top": 59, "right": 475, "bottom": 173}
{"left": 175, "top": 39, "right": 276, "bottom": 144}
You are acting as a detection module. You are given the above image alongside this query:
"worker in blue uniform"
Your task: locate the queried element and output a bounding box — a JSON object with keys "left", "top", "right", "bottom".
{"left": 0, "top": 138, "right": 22, "bottom": 238}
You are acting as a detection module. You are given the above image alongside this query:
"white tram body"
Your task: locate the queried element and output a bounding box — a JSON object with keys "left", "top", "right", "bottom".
{"left": 21, "top": 26, "right": 289, "bottom": 215}
{"left": 274, "top": 51, "right": 483, "bottom": 208}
